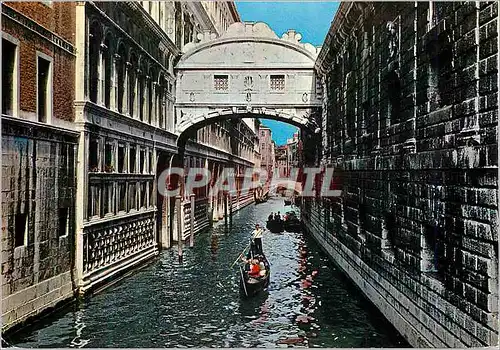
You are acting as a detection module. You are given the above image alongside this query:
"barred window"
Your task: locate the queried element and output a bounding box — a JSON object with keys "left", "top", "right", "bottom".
{"left": 214, "top": 75, "right": 228, "bottom": 90}
{"left": 270, "top": 75, "right": 285, "bottom": 91}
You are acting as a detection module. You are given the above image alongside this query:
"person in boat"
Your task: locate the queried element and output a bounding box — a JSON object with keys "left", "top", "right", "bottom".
{"left": 274, "top": 212, "right": 281, "bottom": 221}
{"left": 241, "top": 257, "right": 262, "bottom": 277}
{"left": 251, "top": 224, "right": 264, "bottom": 254}
{"left": 258, "top": 260, "right": 266, "bottom": 276}
{"left": 268, "top": 212, "right": 274, "bottom": 222}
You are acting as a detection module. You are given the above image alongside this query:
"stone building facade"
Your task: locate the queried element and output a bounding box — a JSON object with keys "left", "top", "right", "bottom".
{"left": 72, "top": 0, "right": 251, "bottom": 293}
{"left": 259, "top": 126, "right": 276, "bottom": 180}
{"left": 1, "top": 2, "right": 78, "bottom": 332}
{"left": 2, "top": 0, "right": 255, "bottom": 332}
{"left": 275, "top": 145, "right": 288, "bottom": 178}
{"left": 305, "top": 1, "right": 499, "bottom": 347}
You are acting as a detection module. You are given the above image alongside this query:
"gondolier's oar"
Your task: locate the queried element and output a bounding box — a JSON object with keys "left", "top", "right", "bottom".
{"left": 230, "top": 241, "right": 251, "bottom": 268}
{"left": 239, "top": 266, "right": 249, "bottom": 297}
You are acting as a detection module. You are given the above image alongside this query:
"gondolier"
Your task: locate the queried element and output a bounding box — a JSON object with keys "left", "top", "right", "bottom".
{"left": 251, "top": 224, "right": 264, "bottom": 254}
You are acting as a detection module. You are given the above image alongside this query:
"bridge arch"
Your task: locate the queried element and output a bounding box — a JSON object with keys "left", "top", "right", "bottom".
{"left": 174, "top": 21, "right": 322, "bottom": 153}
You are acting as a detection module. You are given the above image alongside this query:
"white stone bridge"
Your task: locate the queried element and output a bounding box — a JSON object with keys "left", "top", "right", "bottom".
{"left": 174, "top": 21, "right": 322, "bottom": 146}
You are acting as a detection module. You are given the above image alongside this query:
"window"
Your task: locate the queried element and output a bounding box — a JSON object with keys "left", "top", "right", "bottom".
{"left": 129, "top": 146, "right": 136, "bottom": 173}
{"left": 149, "top": 151, "right": 153, "bottom": 173}
{"left": 270, "top": 75, "right": 285, "bottom": 91}
{"left": 89, "top": 136, "right": 99, "bottom": 171}
{"left": 128, "top": 183, "right": 137, "bottom": 211}
{"left": 423, "top": 224, "right": 446, "bottom": 279}
{"left": 58, "top": 208, "right": 69, "bottom": 237}
{"left": 140, "top": 149, "right": 145, "bottom": 173}
{"left": 102, "top": 183, "right": 114, "bottom": 216}
{"left": 140, "top": 182, "right": 147, "bottom": 208}
{"left": 2, "top": 39, "right": 17, "bottom": 116}
{"left": 88, "top": 185, "right": 100, "bottom": 218}
{"left": 214, "top": 75, "right": 228, "bottom": 91}
{"left": 382, "top": 212, "right": 396, "bottom": 249}
{"left": 37, "top": 55, "right": 51, "bottom": 122}
{"left": 117, "top": 47, "right": 126, "bottom": 113}
{"left": 139, "top": 76, "right": 145, "bottom": 121}
{"left": 387, "top": 70, "right": 401, "bottom": 124}
{"left": 104, "top": 142, "right": 114, "bottom": 172}
{"left": 150, "top": 182, "right": 155, "bottom": 206}
{"left": 118, "top": 183, "right": 126, "bottom": 211}
{"left": 14, "top": 212, "right": 27, "bottom": 247}
{"left": 118, "top": 145, "right": 126, "bottom": 173}
{"left": 103, "top": 39, "right": 111, "bottom": 108}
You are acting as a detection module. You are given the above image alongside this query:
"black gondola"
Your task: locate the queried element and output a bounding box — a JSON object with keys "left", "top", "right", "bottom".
{"left": 239, "top": 242, "right": 270, "bottom": 297}
{"left": 255, "top": 197, "right": 267, "bottom": 204}
{"left": 284, "top": 198, "right": 292, "bottom": 206}
{"left": 266, "top": 219, "right": 284, "bottom": 233}
{"left": 283, "top": 211, "right": 301, "bottom": 232}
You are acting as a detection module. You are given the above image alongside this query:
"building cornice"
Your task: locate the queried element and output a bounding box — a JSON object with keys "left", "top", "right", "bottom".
{"left": 315, "top": 2, "right": 368, "bottom": 76}
{"left": 186, "top": 1, "right": 217, "bottom": 34}
{"left": 226, "top": 2, "right": 241, "bottom": 23}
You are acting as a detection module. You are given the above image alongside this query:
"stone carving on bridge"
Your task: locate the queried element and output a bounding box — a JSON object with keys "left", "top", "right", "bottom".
{"left": 182, "top": 22, "right": 320, "bottom": 58}
{"left": 244, "top": 76, "right": 253, "bottom": 89}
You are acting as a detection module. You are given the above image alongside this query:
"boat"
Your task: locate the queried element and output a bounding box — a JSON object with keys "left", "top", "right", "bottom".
{"left": 284, "top": 198, "right": 292, "bottom": 206}
{"left": 239, "top": 242, "right": 270, "bottom": 297}
{"left": 283, "top": 211, "right": 302, "bottom": 232}
{"left": 266, "top": 219, "right": 284, "bottom": 233}
{"left": 255, "top": 197, "right": 267, "bottom": 204}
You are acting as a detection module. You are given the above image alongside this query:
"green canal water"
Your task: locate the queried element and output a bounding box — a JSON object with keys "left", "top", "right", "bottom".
{"left": 5, "top": 197, "right": 409, "bottom": 348}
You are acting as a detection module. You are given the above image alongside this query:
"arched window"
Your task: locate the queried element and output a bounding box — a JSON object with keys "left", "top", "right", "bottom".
{"left": 103, "top": 35, "right": 112, "bottom": 108}
{"left": 139, "top": 71, "right": 145, "bottom": 121}
{"left": 89, "top": 24, "right": 101, "bottom": 103}
{"left": 157, "top": 73, "right": 164, "bottom": 128}
{"left": 147, "top": 69, "right": 153, "bottom": 124}
{"left": 116, "top": 44, "right": 126, "bottom": 113}
{"left": 128, "top": 53, "right": 138, "bottom": 118}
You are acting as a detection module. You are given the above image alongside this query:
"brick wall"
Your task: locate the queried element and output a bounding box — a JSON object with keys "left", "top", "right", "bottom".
{"left": 2, "top": 3, "right": 76, "bottom": 122}
{"left": 309, "top": 1, "right": 499, "bottom": 347}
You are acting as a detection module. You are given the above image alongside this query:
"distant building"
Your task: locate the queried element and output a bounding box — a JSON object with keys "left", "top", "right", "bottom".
{"left": 258, "top": 126, "right": 275, "bottom": 182}
{"left": 286, "top": 131, "right": 300, "bottom": 169}
{"left": 275, "top": 145, "right": 288, "bottom": 177}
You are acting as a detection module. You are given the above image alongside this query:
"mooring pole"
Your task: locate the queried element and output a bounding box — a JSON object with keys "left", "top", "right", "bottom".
{"left": 190, "top": 193, "right": 195, "bottom": 247}
{"left": 176, "top": 195, "right": 183, "bottom": 261}
{"left": 224, "top": 193, "right": 228, "bottom": 225}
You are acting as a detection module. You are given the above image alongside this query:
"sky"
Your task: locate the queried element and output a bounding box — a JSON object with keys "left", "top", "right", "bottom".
{"left": 235, "top": 1, "right": 339, "bottom": 145}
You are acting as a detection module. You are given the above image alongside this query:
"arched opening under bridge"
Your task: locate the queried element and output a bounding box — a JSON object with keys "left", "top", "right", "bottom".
{"left": 161, "top": 21, "right": 323, "bottom": 249}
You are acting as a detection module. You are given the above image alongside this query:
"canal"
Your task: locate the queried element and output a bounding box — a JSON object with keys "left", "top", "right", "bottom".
{"left": 5, "top": 198, "right": 409, "bottom": 348}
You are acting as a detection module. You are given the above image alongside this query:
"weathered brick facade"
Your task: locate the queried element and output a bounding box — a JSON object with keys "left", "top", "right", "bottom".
{"left": 2, "top": 2, "right": 77, "bottom": 331}
{"left": 2, "top": 2, "right": 76, "bottom": 122}
{"left": 307, "top": 1, "right": 499, "bottom": 347}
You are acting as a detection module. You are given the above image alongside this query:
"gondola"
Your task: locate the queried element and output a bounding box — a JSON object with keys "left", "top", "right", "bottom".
{"left": 239, "top": 242, "right": 270, "bottom": 297}
{"left": 283, "top": 217, "right": 302, "bottom": 232}
{"left": 284, "top": 198, "right": 292, "bottom": 206}
{"left": 283, "top": 211, "right": 301, "bottom": 232}
{"left": 266, "top": 219, "right": 284, "bottom": 233}
{"left": 255, "top": 197, "right": 267, "bottom": 204}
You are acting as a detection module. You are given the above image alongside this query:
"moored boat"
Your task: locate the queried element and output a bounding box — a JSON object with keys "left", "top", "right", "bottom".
{"left": 283, "top": 211, "right": 302, "bottom": 232}
{"left": 266, "top": 219, "right": 284, "bottom": 233}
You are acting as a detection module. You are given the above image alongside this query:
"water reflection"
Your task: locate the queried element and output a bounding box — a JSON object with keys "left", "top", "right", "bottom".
{"left": 6, "top": 198, "right": 409, "bottom": 348}
{"left": 69, "top": 310, "right": 89, "bottom": 348}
